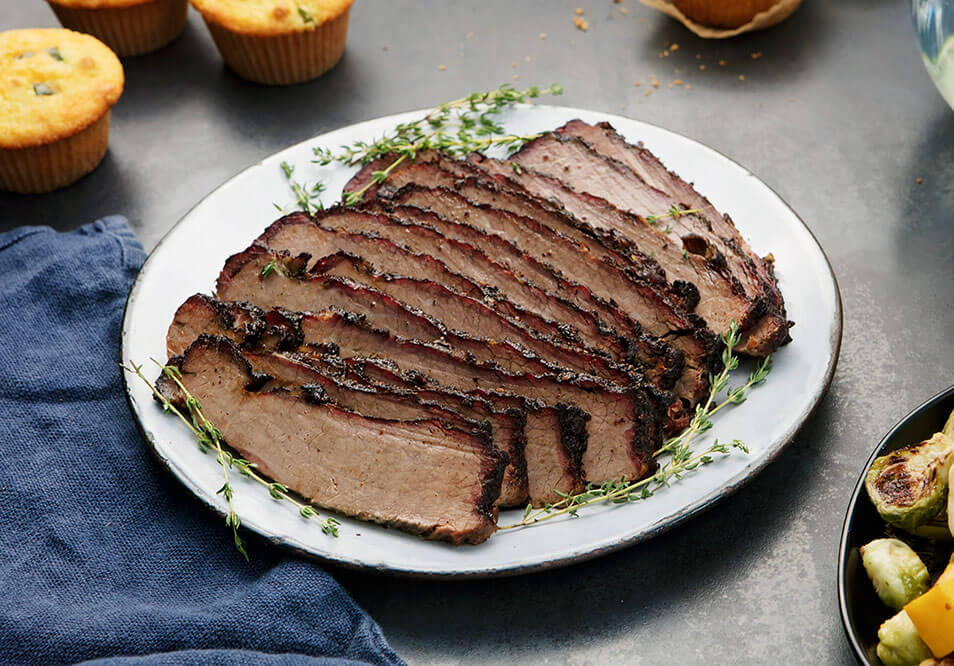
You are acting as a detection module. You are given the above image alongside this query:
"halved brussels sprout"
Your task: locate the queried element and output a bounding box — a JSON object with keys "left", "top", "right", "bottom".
{"left": 876, "top": 610, "right": 933, "bottom": 666}
{"left": 912, "top": 514, "right": 954, "bottom": 541}
{"left": 860, "top": 538, "right": 930, "bottom": 610}
{"left": 866, "top": 432, "right": 954, "bottom": 533}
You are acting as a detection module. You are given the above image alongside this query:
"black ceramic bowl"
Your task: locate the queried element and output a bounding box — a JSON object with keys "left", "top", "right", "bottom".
{"left": 838, "top": 384, "right": 954, "bottom": 664}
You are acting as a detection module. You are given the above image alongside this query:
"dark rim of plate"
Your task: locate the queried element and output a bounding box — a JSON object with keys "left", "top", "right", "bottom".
{"left": 837, "top": 383, "right": 954, "bottom": 664}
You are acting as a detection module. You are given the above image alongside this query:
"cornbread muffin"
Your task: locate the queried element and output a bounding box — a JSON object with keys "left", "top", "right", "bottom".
{"left": 47, "top": 0, "right": 188, "bottom": 57}
{"left": 672, "top": 0, "right": 782, "bottom": 29}
{"left": 190, "top": 0, "right": 354, "bottom": 85}
{"left": 0, "top": 29, "right": 124, "bottom": 193}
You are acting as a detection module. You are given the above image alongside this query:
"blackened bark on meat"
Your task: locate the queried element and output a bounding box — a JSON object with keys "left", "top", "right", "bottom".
{"left": 167, "top": 294, "right": 532, "bottom": 506}
{"left": 266, "top": 209, "right": 618, "bottom": 359}
{"left": 159, "top": 335, "right": 506, "bottom": 545}
{"left": 357, "top": 197, "right": 677, "bottom": 380}
{"left": 374, "top": 186, "right": 700, "bottom": 389}
{"left": 221, "top": 243, "right": 648, "bottom": 392}
{"left": 556, "top": 403, "right": 589, "bottom": 487}
{"left": 509, "top": 129, "right": 792, "bottom": 355}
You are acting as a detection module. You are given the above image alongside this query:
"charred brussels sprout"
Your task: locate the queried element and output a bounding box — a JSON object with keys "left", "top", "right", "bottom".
{"left": 865, "top": 432, "right": 954, "bottom": 533}
{"left": 860, "top": 538, "right": 929, "bottom": 610}
{"left": 876, "top": 610, "right": 933, "bottom": 666}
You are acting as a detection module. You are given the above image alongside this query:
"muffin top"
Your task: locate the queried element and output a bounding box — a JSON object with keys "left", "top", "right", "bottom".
{"left": 0, "top": 29, "right": 123, "bottom": 150}
{"left": 46, "top": 0, "right": 155, "bottom": 8}
{"left": 190, "top": 0, "right": 354, "bottom": 36}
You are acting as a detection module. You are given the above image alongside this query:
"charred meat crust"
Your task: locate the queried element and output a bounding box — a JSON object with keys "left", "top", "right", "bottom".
{"left": 510, "top": 129, "right": 792, "bottom": 355}
{"left": 391, "top": 180, "right": 692, "bottom": 315}
{"left": 313, "top": 205, "right": 626, "bottom": 357}
{"left": 369, "top": 174, "right": 711, "bottom": 405}
{"left": 220, "top": 243, "right": 649, "bottom": 393}
{"left": 558, "top": 118, "right": 786, "bottom": 313}
{"left": 307, "top": 249, "right": 647, "bottom": 387}
{"left": 159, "top": 334, "right": 507, "bottom": 544}
{"left": 259, "top": 211, "right": 484, "bottom": 299}
{"left": 555, "top": 403, "right": 588, "bottom": 489}
{"left": 171, "top": 294, "right": 532, "bottom": 507}
{"left": 362, "top": 194, "right": 682, "bottom": 385}
{"left": 269, "top": 208, "right": 636, "bottom": 369}
{"left": 304, "top": 251, "right": 685, "bottom": 433}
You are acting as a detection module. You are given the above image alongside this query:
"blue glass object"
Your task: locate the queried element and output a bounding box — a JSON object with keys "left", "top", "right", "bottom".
{"left": 913, "top": 0, "right": 954, "bottom": 108}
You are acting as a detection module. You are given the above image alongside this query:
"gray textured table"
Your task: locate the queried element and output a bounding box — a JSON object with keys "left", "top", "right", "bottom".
{"left": 5, "top": 1, "right": 952, "bottom": 663}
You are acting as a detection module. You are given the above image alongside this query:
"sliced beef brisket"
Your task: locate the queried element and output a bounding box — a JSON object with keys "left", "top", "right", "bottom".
{"left": 374, "top": 183, "right": 714, "bottom": 405}
{"left": 168, "top": 294, "right": 656, "bottom": 504}
{"left": 160, "top": 335, "right": 505, "bottom": 544}
{"left": 509, "top": 129, "right": 792, "bottom": 355}
{"left": 259, "top": 210, "right": 641, "bottom": 371}
{"left": 219, "top": 243, "right": 641, "bottom": 390}
{"left": 167, "top": 295, "right": 530, "bottom": 506}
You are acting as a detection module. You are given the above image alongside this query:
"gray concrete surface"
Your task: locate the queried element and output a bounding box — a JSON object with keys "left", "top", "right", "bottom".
{"left": 4, "top": 1, "right": 952, "bottom": 663}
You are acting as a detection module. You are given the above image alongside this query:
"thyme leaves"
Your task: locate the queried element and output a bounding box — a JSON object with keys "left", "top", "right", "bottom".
{"left": 280, "top": 161, "right": 324, "bottom": 214}
{"left": 310, "top": 83, "right": 564, "bottom": 206}
{"left": 260, "top": 260, "right": 283, "bottom": 278}
{"left": 645, "top": 205, "right": 702, "bottom": 225}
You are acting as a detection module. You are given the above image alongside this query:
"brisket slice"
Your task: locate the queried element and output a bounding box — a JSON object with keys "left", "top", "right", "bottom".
{"left": 468, "top": 157, "right": 757, "bottom": 337}
{"left": 216, "top": 245, "right": 559, "bottom": 379}
{"left": 509, "top": 130, "right": 792, "bottom": 355}
{"left": 377, "top": 160, "right": 669, "bottom": 288}
{"left": 344, "top": 158, "right": 716, "bottom": 405}
{"left": 351, "top": 198, "right": 681, "bottom": 389}
{"left": 220, "top": 243, "right": 641, "bottom": 390}
{"left": 167, "top": 295, "right": 530, "bottom": 506}
{"left": 160, "top": 335, "right": 506, "bottom": 545}
{"left": 167, "top": 295, "right": 589, "bottom": 504}
{"left": 259, "top": 210, "right": 636, "bottom": 369}
{"left": 259, "top": 213, "right": 484, "bottom": 299}
{"left": 170, "top": 293, "right": 657, "bottom": 504}
{"left": 375, "top": 183, "right": 713, "bottom": 405}
{"left": 555, "top": 119, "right": 784, "bottom": 313}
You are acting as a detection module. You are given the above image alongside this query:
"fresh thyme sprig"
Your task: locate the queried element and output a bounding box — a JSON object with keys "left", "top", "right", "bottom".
{"left": 500, "top": 320, "right": 773, "bottom": 531}
{"left": 121, "top": 360, "right": 340, "bottom": 559}
{"left": 645, "top": 205, "right": 703, "bottom": 225}
{"left": 260, "top": 259, "right": 282, "bottom": 278}
{"left": 308, "top": 83, "right": 564, "bottom": 206}
{"left": 280, "top": 161, "right": 325, "bottom": 214}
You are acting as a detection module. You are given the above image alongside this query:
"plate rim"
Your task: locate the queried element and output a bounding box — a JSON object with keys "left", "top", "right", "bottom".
{"left": 120, "top": 103, "right": 844, "bottom": 578}
{"left": 837, "top": 382, "right": 954, "bottom": 663}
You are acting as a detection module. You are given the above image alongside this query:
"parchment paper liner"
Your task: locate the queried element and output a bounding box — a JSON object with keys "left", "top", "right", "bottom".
{"left": 638, "top": 0, "right": 802, "bottom": 38}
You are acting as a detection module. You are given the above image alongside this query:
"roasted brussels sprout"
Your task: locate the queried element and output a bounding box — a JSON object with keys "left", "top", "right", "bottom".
{"left": 866, "top": 432, "right": 954, "bottom": 533}
{"left": 860, "top": 538, "right": 930, "bottom": 610}
{"left": 912, "top": 514, "right": 954, "bottom": 541}
{"left": 877, "top": 610, "right": 934, "bottom": 666}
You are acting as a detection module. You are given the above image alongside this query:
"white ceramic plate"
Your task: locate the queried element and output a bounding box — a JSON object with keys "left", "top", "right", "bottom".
{"left": 121, "top": 105, "right": 842, "bottom": 577}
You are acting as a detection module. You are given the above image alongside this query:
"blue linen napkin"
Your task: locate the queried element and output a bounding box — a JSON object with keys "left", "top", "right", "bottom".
{"left": 0, "top": 217, "right": 405, "bottom": 666}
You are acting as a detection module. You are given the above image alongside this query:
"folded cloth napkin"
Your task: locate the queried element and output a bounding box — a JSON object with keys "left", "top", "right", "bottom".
{"left": 0, "top": 218, "right": 405, "bottom": 666}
